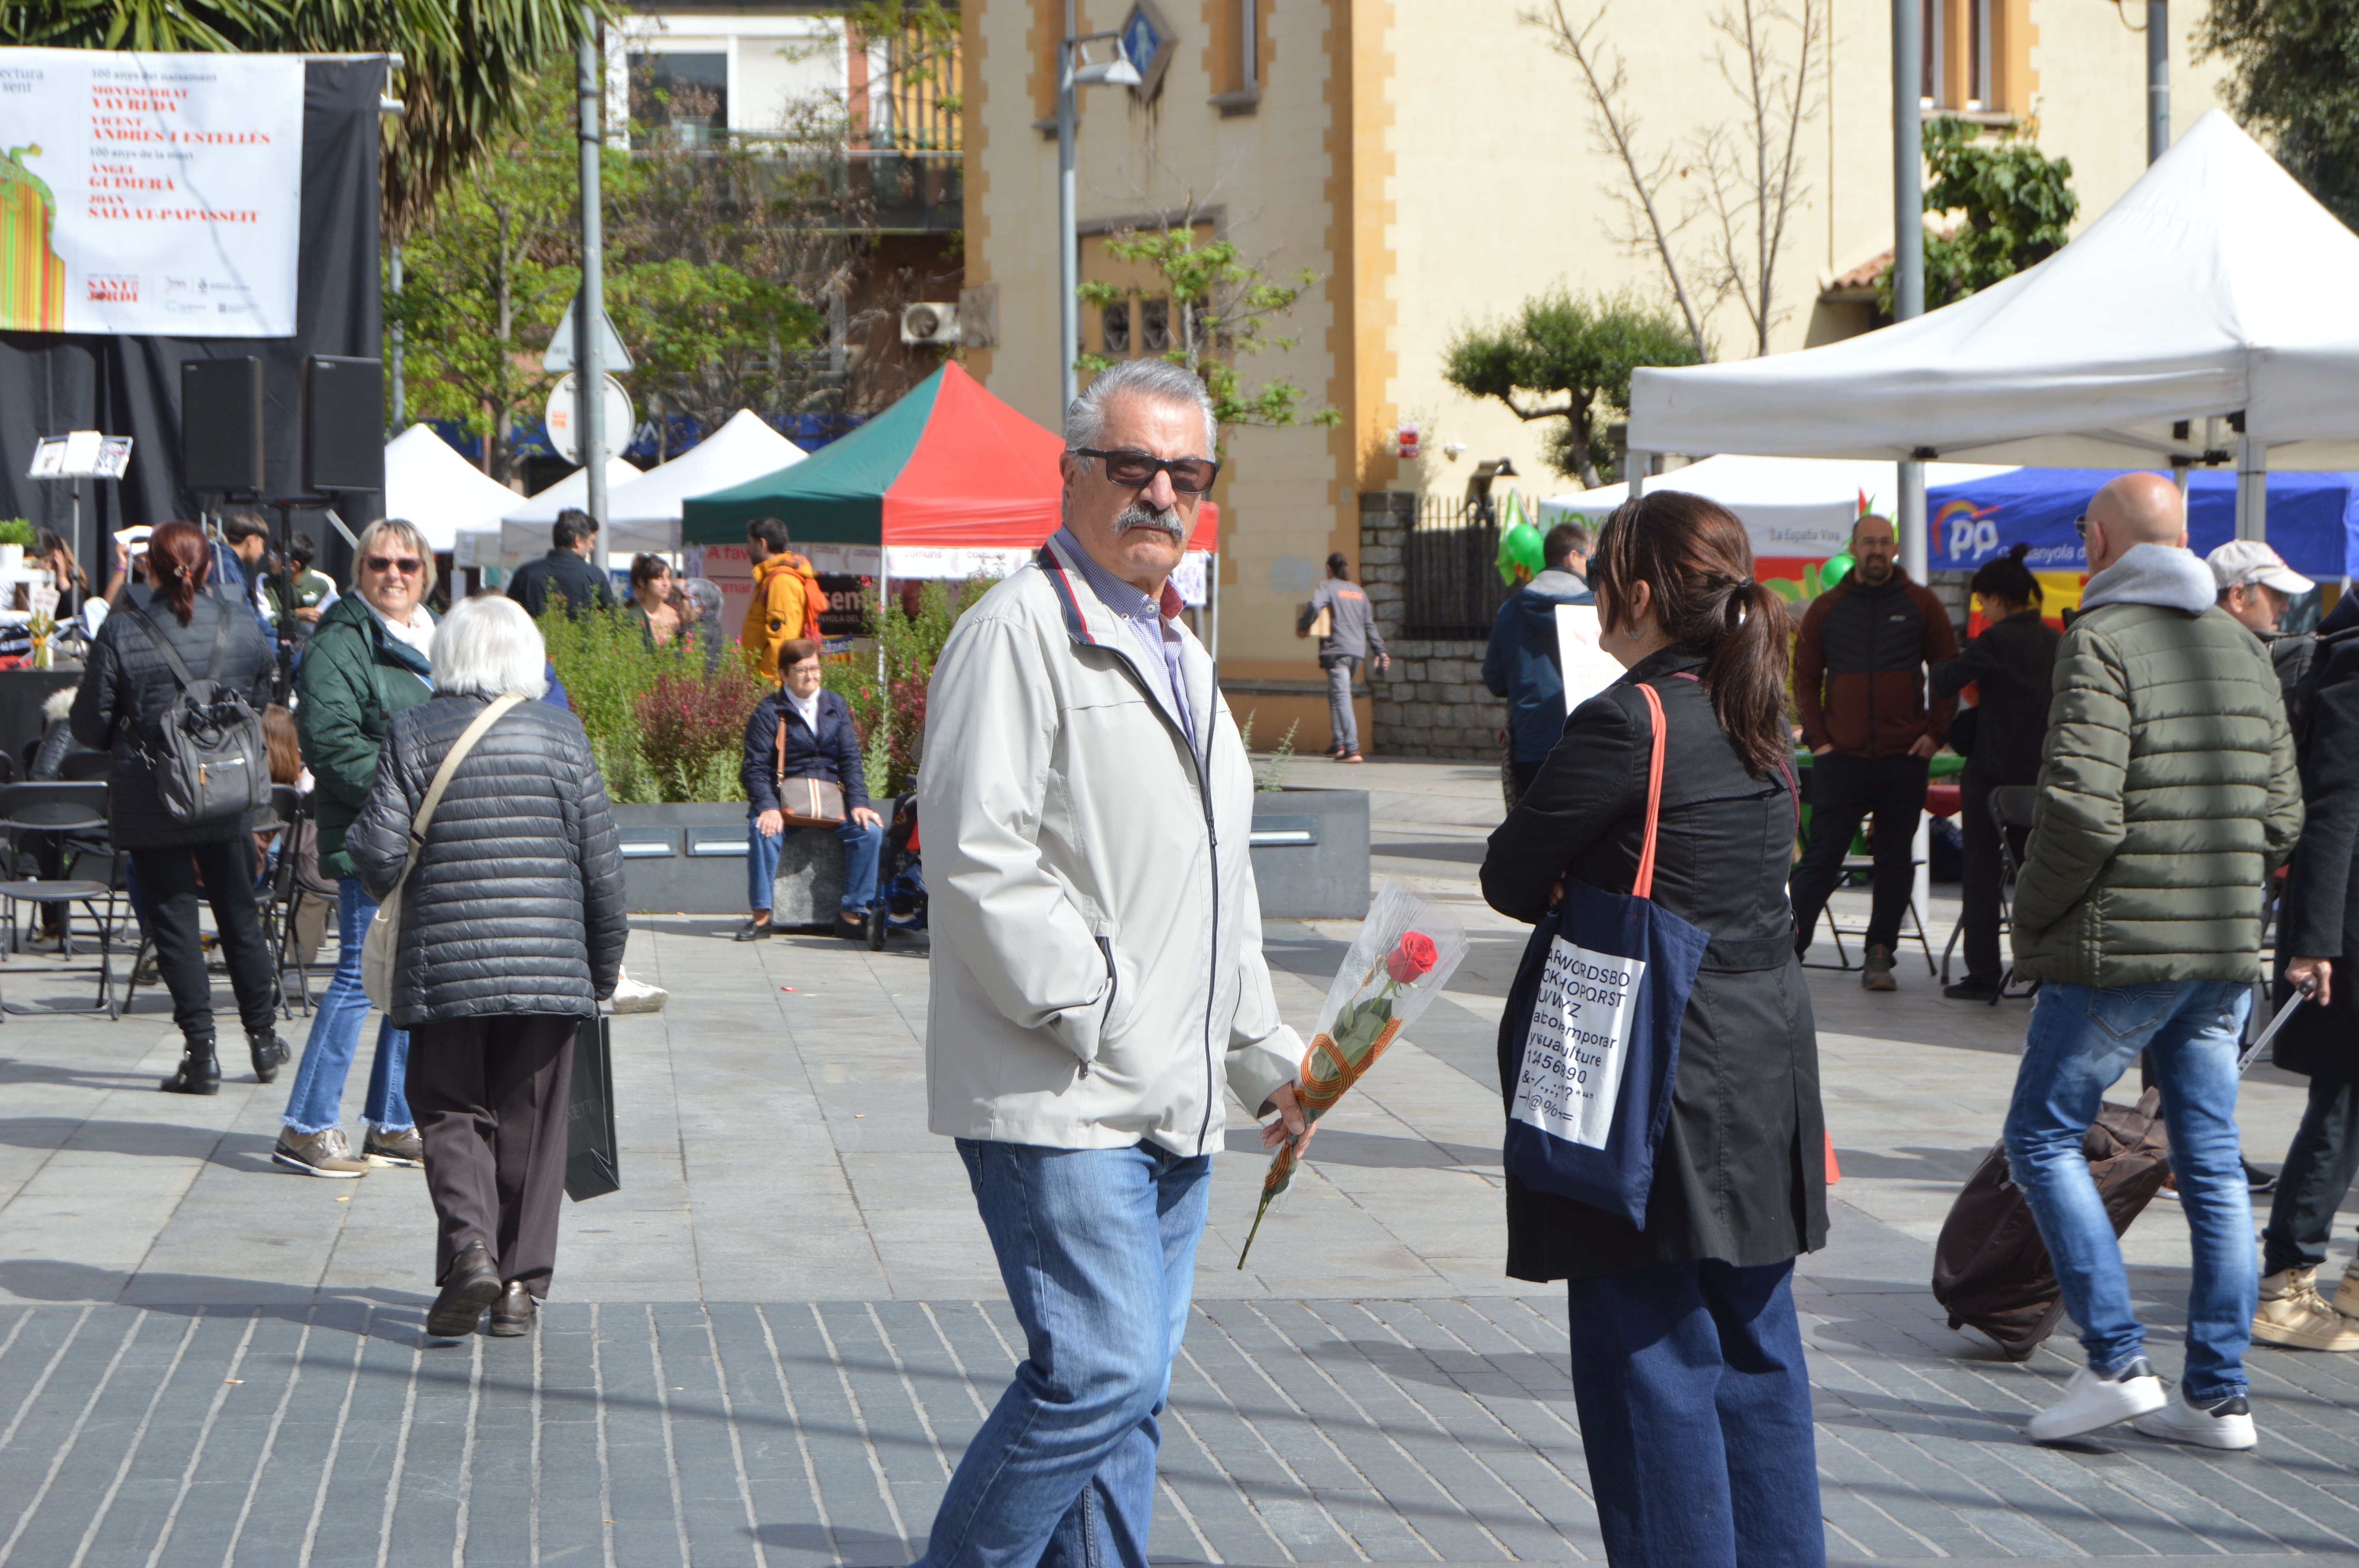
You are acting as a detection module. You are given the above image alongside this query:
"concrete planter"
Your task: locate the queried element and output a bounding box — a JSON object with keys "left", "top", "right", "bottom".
{"left": 1250, "top": 788, "right": 1370, "bottom": 919}
{"left": 619, "top": 790, "right": 1370, "bottom": 924}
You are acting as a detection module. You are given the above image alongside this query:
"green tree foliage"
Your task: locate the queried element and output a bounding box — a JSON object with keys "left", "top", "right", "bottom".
{"left": 2199, "top": 0, "right": 2359, "bottom": 231}
{"left": 0, "top": 0, "right": 603, "bottom": 236}
{"left": 1441, "top": 291, "right": 1701, "bottom": 486}
{"left": 1075, "top": 218, "right": 1339, "bottom": 439}
{"left": 1878, "top": 118, "right": 2077, "bottom": 313}
{"left": 385, "top": 69, "right": 830, "bottom": 477}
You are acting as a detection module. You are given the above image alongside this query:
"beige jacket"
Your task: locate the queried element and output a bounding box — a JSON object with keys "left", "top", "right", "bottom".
{"left": 918, "top": 534, "right": 1301, "bottom": 1155}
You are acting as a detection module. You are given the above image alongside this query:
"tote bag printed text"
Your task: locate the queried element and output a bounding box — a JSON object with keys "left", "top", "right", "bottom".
{"left": 1509, "top": 935, "right": 1647, "bottom": 1149}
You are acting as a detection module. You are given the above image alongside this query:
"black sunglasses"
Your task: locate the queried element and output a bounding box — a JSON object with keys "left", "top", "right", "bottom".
{"left": 2074, "top": 513, "right": 2089, "bottom": 543}
{"left": 1072, "top": 447, "right": 1220, "bottom": 495}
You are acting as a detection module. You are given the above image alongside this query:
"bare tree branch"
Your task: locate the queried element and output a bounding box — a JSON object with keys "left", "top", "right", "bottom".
{"left": 1695, "top": 0, "right": 1823, "bottom": 356}
{"left": 1524, "top": 0, "right": 1712, "bottom": 360}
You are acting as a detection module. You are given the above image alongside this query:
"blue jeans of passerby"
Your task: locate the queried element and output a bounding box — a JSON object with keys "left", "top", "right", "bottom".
{"left": 1565, "top": 1258, "right": 1825, "bottom": 1568}
{"left": 2003, "top": 979, "right": 2255, "bottom": 1401}
{"left": 915, "top": 1139, "right": 1211, "bottom": 1568}
{"left": 746, "top": 809, "right": 883, "bottom": 915}
{"left": 280, "top": 877, "right": 411, "bottom": 1135}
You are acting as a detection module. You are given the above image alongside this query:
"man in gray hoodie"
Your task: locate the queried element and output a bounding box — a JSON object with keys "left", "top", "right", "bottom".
{"left": 2002, "top": 472, "right": 2301, "bottom": 1451}
{"left": 1297, "top": 553, "right": 1389, "bottom": 761}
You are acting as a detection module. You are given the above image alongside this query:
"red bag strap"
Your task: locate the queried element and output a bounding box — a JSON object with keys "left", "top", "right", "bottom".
{"left": 1631, "top": 682, "right": 1668, "bottom": 901}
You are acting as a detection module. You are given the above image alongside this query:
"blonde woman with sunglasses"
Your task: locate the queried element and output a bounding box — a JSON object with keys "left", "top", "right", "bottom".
{"left": 273, "top": 519, "right": 440, "bottom": 1179}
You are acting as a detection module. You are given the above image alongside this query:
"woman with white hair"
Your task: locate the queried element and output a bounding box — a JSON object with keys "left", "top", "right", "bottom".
{"left": 347, "top": 594, "right": 627, "bottom": 1340}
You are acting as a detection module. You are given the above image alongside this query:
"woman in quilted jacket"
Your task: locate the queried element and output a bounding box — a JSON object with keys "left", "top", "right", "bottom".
{"left": 347, "top": 595, "right": 626, "bottom": 1341}
{"left": 69, "top": 518, "right": 291, "bottom": 1095}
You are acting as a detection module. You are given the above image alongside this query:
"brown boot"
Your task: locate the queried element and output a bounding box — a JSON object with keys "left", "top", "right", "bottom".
{"left": 2254, "top": 1267, "right": 2359, "bottom": 1351}
{"left": 1861, "top": 944, "right": 1898, "bottom": 992}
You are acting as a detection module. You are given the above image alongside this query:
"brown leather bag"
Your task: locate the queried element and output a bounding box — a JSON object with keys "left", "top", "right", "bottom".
{"left": 1930, "top": 1089, "right": 2172, "bottom": 1359}
{"left": 772, "top": 708, "right": 847, "bottom": 827}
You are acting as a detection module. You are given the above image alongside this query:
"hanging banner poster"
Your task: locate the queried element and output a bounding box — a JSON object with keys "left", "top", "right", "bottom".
{"left": 0, "top": 49, "right": 303, "bottom": 336}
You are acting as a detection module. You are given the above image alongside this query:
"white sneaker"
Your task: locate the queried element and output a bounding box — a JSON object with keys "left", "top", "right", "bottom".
{"left": 609, "top": 971, "right": 668, "bottom": 1014}
{"left": 2132, "top": 1388, "right": 2258, "bottom": 1450}
{"left": 2027, "top": 1358, "right": 2167, "bottom": 1443}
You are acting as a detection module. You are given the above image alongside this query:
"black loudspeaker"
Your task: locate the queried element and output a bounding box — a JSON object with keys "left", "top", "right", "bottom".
{"left": 303, "top": 356, "right": 383, "bottom": 494}
{"left": 181, "top": 357, "right": 264, "bottom": 495}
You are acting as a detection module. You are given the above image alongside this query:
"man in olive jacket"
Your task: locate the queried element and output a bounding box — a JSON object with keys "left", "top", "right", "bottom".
{"left": 2003, "top": 472, "right": 2301, "bottom": 1452}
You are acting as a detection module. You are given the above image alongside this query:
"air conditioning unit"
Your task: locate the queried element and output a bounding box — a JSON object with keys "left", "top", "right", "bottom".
{"left": 900, "top": 302, "right": 961, "bottom": 346}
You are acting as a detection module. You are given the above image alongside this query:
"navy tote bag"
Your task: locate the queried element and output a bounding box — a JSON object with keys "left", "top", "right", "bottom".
{"left": 1501, "top": 682, "right": 1713, "bottom": 1227}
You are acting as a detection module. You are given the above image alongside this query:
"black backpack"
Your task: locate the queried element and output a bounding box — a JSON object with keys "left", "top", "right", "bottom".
{"left": 122, "top": 606, "right": 269, "bottom": 825}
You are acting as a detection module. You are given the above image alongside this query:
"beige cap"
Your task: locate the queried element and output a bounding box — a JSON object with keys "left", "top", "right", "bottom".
{"left": 2206, "top": 539, "right": 2314, "bottom": 597}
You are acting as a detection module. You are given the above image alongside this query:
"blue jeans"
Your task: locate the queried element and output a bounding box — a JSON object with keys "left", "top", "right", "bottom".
{"left": 747, "top": 809, "right": 883, "bottom": 915}
{"left": 280, "top": 877, "right": 412, "bottom": 1135}
{"left": 916, "top": 1139, "right": 1211, "bottom": 1568}
{"left": 1565, "top": 1258, "right": 1824, "bottom": 1567}
{"left": 2003, "top": 979, "right": 2255, "bottom": 1401}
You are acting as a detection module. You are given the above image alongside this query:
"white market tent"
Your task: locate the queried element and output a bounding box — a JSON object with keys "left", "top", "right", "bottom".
{"left": 603, "top": 410, "right": 806, "bottom": 532}
{"left": 1628, "top": 111, "right": 2359, "bottom": 473}
{"left": 383, "top": 424, "right": 526, "bottom": 552}
{"left": 1540, "top": 455, "right": 2015, "bottom": 560}
{"left": 499, "top": 454, "right": 648, "bottom": 565}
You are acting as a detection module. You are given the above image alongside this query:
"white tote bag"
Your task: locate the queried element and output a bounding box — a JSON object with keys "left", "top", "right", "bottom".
{"left": 362, "top": 695, "right": 526, "bottom": 1010}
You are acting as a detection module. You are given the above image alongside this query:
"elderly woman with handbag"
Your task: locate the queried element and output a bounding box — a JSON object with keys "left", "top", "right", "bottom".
{"left": 732, "top": 636, "right": 885, "bottom": 943}
{"left": 1480, "top": 491, "right": 1827, "bottom": 1568}
{"left": 347, "top": 595, "right": 626, "bottom": 1340}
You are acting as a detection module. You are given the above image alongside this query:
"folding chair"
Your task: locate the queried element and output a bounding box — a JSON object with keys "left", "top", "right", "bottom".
{"left": 0, "top": 782, "right": 122, "bottom": 1018}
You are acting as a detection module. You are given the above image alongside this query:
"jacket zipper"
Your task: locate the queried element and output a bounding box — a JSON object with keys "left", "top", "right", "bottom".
{"left": 1085, "top": 935, "right": 1118, "bottom": 1079}
{"left": 1090, "top": 637, "right": 1220, "bottom": 1155}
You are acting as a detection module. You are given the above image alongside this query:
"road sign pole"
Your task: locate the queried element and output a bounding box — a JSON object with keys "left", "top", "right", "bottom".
{"left": 577, "top": 11, "right": 607, "bottom": 531}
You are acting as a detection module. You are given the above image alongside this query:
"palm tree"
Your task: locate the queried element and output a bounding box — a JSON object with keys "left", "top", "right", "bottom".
{"left": 0, "top": 0, "right": 601, "bottom": 236}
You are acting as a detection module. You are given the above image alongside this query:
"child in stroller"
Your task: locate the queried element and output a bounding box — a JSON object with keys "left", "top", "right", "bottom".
{"left": 868, "top": 791, "right": 927, "bottom": 949}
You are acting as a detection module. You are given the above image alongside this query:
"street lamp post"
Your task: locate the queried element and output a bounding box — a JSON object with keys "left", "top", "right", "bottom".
{"left": 1057, "top": 29, "right": 1140, "bottom": 419}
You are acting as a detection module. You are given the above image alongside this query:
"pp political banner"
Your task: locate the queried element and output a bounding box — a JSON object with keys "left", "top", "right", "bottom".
{"left": 0, "top": 49, "right": 303, "bottom": 336}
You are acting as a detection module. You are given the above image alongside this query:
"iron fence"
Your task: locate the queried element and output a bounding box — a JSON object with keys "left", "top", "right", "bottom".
{"left": 1402, "top": 496, "right": 1514, "bottom": 640}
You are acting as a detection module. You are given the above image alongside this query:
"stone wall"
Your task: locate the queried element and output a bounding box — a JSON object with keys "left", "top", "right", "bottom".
{"left": 1359, "top": 491, "right": 1507, "bottom": 760}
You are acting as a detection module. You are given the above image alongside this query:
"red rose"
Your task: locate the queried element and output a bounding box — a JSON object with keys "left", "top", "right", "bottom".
{"left": 1386, "top": 931, "right": 1439, "bottom": 985}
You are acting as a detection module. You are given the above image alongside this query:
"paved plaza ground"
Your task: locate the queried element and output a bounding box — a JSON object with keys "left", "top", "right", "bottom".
{"left": 0, "top": 755, "right": 2352, "bottom": 1564}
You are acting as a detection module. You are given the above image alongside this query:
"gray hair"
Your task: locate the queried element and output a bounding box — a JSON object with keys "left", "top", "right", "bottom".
{"left": 1065, "top": 358, "right": 1217, "bottom": 459}
{"left": 431, "top": 593, "right": 550, "bottom": 700}
{"left": 353, "top": 517, "right": 438, "bottom": 599}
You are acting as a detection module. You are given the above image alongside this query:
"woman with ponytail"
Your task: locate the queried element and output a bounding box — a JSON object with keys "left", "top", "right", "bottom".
{"left": 1930, "top": 541, "right": 2060, "bottom": 1001}
{"left": 70, "top": 518, "right": 290, "bottom": 1095}
{"left": 1480, "top": 491, "right": 1826, "bottom": 1567}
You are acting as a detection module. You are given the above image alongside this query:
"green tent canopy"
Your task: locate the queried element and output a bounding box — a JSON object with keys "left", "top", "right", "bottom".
{"left": 680, "top": 361, "right": 1216, "bottom": 550}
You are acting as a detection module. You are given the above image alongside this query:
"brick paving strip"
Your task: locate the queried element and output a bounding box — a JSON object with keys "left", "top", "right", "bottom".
{"left": 0, "top": 1290, "right": 2349, "bottom": 1565}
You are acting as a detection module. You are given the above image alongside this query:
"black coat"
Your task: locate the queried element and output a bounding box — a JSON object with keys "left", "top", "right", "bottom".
{"left": 69, "top": 588, "right": 276, "bottom": 849}
{"left": 740, "top": 687, "right": 868, "bottom": 814}
{"left": 505, "top": 548, "right": 616, "bottom": 621}
{"left": 2274, "top": 630, "right": 2359, "bottom": 1080}
{"left": 1930, "top": 608, "right": 2060, "bottom": 787}
{"left": 1481, "top": 647, "right": 1826, "bottom": 1280}
{"left": 348, "top": 692, "right": 627, "bottom": 1029}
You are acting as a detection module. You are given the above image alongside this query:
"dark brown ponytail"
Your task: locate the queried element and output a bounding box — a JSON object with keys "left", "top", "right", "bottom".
{"left": 144, "top": 519, "right": 211, "bottom": 625}
{"left": 1590, "top": 490, "right": 1790, "bottom": 777}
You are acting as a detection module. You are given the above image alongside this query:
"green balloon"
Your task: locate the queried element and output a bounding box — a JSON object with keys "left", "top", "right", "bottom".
{"left": 1498, "top": 522, "right": 1544, "bottom": 586}
{"left": 1819, "top": 552, "right": 1854, "bottom": 591}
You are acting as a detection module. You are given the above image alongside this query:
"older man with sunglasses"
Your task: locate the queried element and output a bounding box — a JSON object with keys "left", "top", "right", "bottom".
{"left": 913, "top": 357, "right": 1312, "bottom": 1568}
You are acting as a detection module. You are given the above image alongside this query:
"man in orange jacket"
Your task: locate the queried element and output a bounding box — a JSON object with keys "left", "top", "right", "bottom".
{"left": 741, "top": 515, "right": 824, "bottom": 672}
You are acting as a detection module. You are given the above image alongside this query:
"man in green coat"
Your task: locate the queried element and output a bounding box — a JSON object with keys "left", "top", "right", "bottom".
{"left": 2002, "top": 472, "right": 2301, "bottom": 1452}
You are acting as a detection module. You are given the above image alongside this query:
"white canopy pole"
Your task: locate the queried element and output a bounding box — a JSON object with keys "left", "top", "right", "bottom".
{"left": 2237, "top": 426, "right": 2268, "bottom": 542}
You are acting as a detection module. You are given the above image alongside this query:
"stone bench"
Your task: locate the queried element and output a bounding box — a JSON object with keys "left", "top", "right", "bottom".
{"left": 770, "top": 826, "right": 848, "bottom": 929}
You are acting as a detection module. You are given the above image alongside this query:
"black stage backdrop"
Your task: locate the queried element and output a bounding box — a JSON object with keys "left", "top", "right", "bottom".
{"left": 0, "top": 58, "right": 382, "bottom": 584}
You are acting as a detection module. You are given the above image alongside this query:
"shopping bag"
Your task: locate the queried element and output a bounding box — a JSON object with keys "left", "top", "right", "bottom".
{"left": 1500, "top": 682, "right": 1712, "bottom": 1227}
{"left": 565, "top": 1014, "right": 622, "bottom": 1201}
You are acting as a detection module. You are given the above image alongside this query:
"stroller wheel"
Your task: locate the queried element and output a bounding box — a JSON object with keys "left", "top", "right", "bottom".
{"left": 867, "top": 907, "right": 886, "bottom": 951}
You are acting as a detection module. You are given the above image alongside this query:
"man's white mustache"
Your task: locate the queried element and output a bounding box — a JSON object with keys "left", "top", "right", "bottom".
{"left": 1114, "top": 503, "right": 1185, "bottom": 542}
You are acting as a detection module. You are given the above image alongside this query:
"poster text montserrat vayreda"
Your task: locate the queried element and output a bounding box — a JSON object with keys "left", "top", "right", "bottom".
{"left": 0, "top": 144, "right": 65, "bottom": 332}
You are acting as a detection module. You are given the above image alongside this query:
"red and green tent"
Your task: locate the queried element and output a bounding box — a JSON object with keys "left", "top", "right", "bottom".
{"left": 679, "top": 361, "right": 1216, "bottom": 550}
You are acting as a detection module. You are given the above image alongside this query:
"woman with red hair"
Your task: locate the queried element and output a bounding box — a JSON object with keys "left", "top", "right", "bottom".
{"left": 70, "top": 518, "right": 291, "bottom": 1093}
